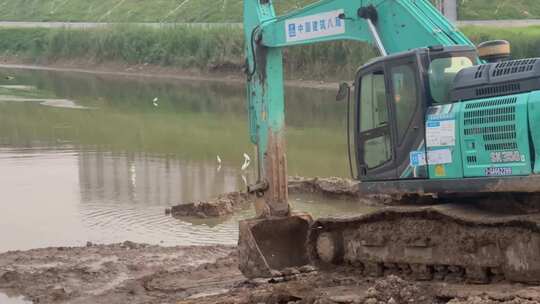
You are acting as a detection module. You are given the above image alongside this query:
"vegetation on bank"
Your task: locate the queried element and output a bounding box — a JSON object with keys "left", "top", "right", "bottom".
{"left": 458, "top": 0, "right": 540, "bottom": 20}
{"left": 0, "top": 25, "right": 539, "bottom": 81}
{"left": 0, "top": 25, "right": 376, "bottom": 80}
{"left": 0, "top": 0, "right": 538, "bottom": 22}
{"left": 0, "top": 0, "right": 313, "bottom": 23}
{"left": 462, "top": 26, "right": 540, "bottom": 59}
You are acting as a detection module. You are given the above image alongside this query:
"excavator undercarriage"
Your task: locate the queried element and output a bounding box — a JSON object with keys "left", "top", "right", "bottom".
{"left": 240, "top": 195, "right": 540, "bottom": 285}
{"left": 309, "top": 203, "right": 540, "bottom": 284}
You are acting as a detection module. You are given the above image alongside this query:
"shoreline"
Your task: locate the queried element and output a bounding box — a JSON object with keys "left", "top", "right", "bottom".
{"left": 0, "top": 59, "right": 341, "bottom": 90}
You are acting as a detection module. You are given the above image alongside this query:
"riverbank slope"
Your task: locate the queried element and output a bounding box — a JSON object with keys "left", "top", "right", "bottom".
{"left": 0, "top": 25, "right": 539, "bottom": 82}
{"left": 0, "top": 0, "right": 538, "bottom": 22}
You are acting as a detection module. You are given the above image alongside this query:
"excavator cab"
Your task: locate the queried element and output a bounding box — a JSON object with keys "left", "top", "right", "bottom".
{"left": 353, "top": 46, "right": 478, "bottom": 181}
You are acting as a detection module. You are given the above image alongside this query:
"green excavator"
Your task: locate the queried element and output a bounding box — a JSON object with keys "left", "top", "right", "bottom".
{"left": 239, "top": 0, "right": 540, "bottom": 284}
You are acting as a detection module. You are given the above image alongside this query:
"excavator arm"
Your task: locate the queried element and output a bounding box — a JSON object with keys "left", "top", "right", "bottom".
{"left": 244, "top": 0, "right": 473, "bottom": 217}
{"left": 239, "top": 0, "right": 475, "bottom": 278}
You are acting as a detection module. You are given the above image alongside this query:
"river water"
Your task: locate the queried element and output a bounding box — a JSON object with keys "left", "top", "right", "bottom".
{"left": 0, "top": 68, "right": 371, "bottom": 253}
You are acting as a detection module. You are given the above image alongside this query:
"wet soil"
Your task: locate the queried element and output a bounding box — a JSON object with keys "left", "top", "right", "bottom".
{"left": 1, "top": 243, "right": 540, "bottom": 304}
{"left": 166, "top": 192, "right": 253, "bottom": 218}
{"left": 167, "top": 177, "right": 389, "bottom": 218}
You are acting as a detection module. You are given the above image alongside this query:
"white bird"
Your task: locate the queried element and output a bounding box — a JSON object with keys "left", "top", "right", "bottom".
{"left": 152, "top": 97, "right": 159, "bottom": 107}
{"left": 216, "top": 155, "right": 222, "bottom": 172}
{"left": 241, "top": 153, "right": 251, "bottom": 171}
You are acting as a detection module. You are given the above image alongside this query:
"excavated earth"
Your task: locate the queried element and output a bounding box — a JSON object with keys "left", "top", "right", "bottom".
{"left": 1, "top": 243, "right": 540, "bottom": 304}
{"left": 167, "top": 177, "right": 390, "bottom": 218}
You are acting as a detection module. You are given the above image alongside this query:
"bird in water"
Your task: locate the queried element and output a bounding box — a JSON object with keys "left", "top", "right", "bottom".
{"left": 216, "top": 155, "right": 222, "bottom": 172}
{"left": 152, "top": 97, "right": 159, "bottom": 107}
{"left": 241, "top": 153, "right": 251, "bottom": 171}
{"left": 5, "top": 76, "right": 14, "bottom": 80}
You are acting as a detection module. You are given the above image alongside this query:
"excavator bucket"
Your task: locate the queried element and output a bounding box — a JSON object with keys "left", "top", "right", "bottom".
{"left": 238, "top": 213, "right": 313, "bottom": 278}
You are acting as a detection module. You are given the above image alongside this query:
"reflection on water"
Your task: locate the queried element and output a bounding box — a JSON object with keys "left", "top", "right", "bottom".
{"left": 78, "top": 151, "right": 247, "bottom": 205}
{"left": 0, "top": 68, "right": 367, "bottom": 252}
{"left": 0, "top": 146, "right": 371, "bottom": 252}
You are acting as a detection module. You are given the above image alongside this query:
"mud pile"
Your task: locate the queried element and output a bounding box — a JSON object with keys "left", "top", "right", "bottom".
{"left": 289, "top": 176, "right": 394, "bottom": 205}
{"left": 166, "top": 192, "right": 253, "bottom": 218}
{"left": 166, "top": 177, "right": 390, "bottom": 218}
{"left": 362, "top": 275, "right": 433, "bottom": 304}
{"left": 288, "top": 176, "right": 360, "bottom": 199}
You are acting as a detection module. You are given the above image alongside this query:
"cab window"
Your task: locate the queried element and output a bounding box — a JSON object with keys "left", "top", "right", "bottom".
{"left": 359, "top": 71, "right": 391, "bottom": 169}
{"left": 429, "top": 56, "right": 474, "bottom": 104}
{"left": 360, "top": 72, "right": 388, "bottom": 131}
{"left": 390, "top": 64, "right": 418, "bottom": 143}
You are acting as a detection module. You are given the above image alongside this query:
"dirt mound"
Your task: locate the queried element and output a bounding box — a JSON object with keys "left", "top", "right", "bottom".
{"left": 363, "top": 275, "right": 433, "bottom": 304}
{"left": 166, "top": 177, "right": 391, "bottom": 219}
{"left": 166, "top": 192, "right": 253, "bottom": 218}
{"left": 288, "top": 176, "right": 393, "bottom": 205}
{"left": 288, "top": 176, "right": 360, "bottom": 199}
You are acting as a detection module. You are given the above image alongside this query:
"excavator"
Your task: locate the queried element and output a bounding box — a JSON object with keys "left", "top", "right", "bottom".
{"left": 238, "top": 0, "right": 540, "bottom": 284}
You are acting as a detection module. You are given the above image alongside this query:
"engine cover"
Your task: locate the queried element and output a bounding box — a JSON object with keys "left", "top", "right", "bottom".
{"left": 452, "top": 58, "right": 540, "bottom": 102}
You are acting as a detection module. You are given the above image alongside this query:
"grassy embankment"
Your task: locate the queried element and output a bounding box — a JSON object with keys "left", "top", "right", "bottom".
{"left": 0, "top": 25, "right": 376, "bottom": 81}
{"left": 0, "top": 0, "right": 313, "bottom": 22}
{"left": 0, "top": 25, "right": 540, "bottom": 81}
{"left": 0, "top": 0, "right": 538, "bottom": 22}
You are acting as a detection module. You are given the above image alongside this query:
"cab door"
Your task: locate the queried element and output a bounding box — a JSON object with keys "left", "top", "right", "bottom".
{"left": 354, "top": 53, "right": 427, "bottom": 181}
{"left": 387, "top": 57, "right": 428, "bottom": 179}
{"left": 355, "top": 64, "right": 395, "bottom": 181}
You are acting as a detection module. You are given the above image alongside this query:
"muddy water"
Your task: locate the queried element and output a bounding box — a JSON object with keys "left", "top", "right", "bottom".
{"left": 0, "top": 293, "right": 30, "bottom": 304}
{"left": 0, "top": 68, "right": 371, "bottom": 253}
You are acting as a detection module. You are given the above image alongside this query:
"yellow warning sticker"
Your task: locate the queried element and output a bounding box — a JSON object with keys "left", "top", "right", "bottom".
{"left": 435, "top": 165, "right": 446, "bottom": 177}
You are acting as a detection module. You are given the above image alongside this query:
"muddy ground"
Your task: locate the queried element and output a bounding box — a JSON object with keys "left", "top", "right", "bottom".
{"left": 167, "top": 177, "right": 390, "bottom": 219}
{"left": 1, "top": 243, "right": 540, "bottom": 304}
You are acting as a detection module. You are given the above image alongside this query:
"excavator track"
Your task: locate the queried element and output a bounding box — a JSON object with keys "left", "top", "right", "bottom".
{"left": 307, "top": 203, "right": 540, "bottom": 284}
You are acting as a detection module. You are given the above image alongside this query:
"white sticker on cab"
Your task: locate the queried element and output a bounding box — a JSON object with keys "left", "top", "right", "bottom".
{"left": 285, "top": 10, "right": 345, "bottom": 42}
{"left": 427, "top": 149, "right": 453, "bottom": 165}
{"left": 426, "top": 119, "right": 456, "bottom": 147}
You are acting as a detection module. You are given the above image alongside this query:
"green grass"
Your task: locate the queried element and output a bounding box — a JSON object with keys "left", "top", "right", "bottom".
{"left": 461, "top": 26, "right": 540, "bottom": 59}
{"left": 0, "top": 0, "right": 538, "bottom": 22}
{"left": 0, "top": 25, "right": 376, "bottom": 81}
{"left": 0, "top": 25, "right": 539, "bottom": 81}
{"left": 0, "top": 26, "right": 245, "bottom": 68}
{"left": 0, "top": 0, "right": 315, "bottom": 22}
{"left": 458, "top": 0, "right": 540, "bottom": 20}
